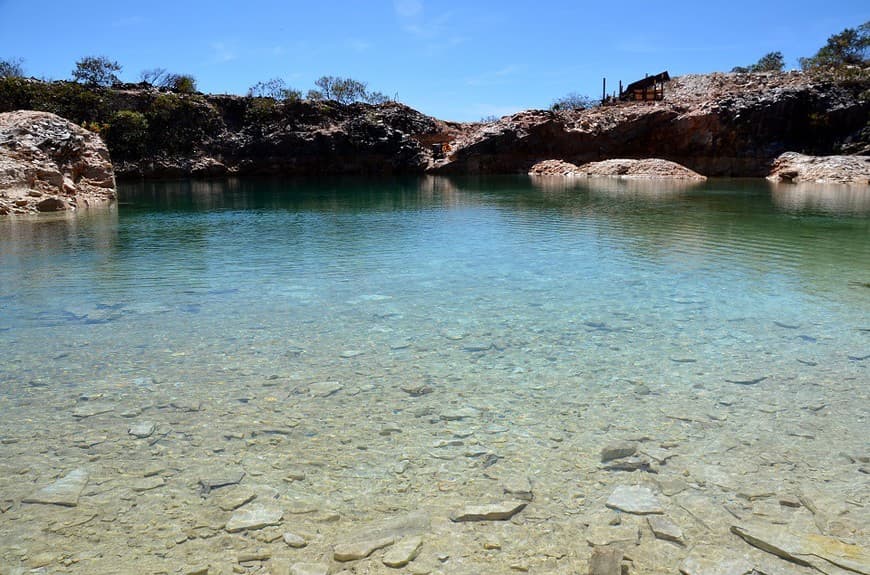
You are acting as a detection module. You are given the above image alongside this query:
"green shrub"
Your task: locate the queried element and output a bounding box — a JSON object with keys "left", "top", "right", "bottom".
{"left": 732, "top": 52, "right": 785, "bottom": 73}
{"left": 800, "top": 22, "right": 869, "bottom": 80}
{"left": 169, "top": 74, "right": 197, "bottom": 94}
{"left": 0, "top": 76, "right": 38, "bottom": 111}
{"left": 144, "top": 93, "right": 220, "bottom": 154}
{"left": 551, "top": 92, "right": 595, "bottom": 111}
{"left": 56, "top": 82, "right": 111, "bottom": 123}
{"left": 248, "top": 77, "right": 301, "bottom": 101}
{"left": 104, "top": 110, "right": 149, "bottom": 159}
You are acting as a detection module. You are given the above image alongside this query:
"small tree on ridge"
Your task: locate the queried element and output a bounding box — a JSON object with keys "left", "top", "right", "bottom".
{"left": 72, "top": 56, "right": 122, "bottom": 87}
{"left": 0, "top": 57, "right": 25, "bottom": 78}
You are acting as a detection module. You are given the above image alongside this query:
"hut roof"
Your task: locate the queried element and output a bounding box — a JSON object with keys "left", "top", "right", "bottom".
{"left": 623, "top": 71, "right": 671, "bottom": 94}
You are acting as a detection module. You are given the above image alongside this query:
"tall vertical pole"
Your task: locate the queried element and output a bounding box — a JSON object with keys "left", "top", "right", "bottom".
{"left": 602, "top": 77, "right": 606, "bottom": 103}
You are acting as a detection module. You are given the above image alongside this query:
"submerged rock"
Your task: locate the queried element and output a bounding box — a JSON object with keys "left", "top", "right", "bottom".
{"left": 648, "top": 515, "right": 684, "bottom": 544}
{"left": 605, "top": 485, "right": 664, "bottom": 515}
{"left": 128, "top": 421, "right": 156, "bottom": 438}
{"left": 23, "top": 468, "right": 89, "bottom": 507}
{"left": 198, "top": 470, "right": 245, "bottom": 494}
{"left": 731, "top": 523, "right": 870, "bottom": 575}
{"left": 334, "top": 511, "right": 430, "bottom": 550}
{"left": 450, "top": 500, "right": 527, "bottom": 522}
{"left": 589, "top": 546, "right": 624, "bottom": 575}
{"left": 289, "top": 563, "right": 329, "bottom": 575}
{"left": 680, "top": 546, "right": 755, "bottom": 575}
{"left": 225, "top": 503, "right": 283, "bottom": 532}
{"left": 282, "top": 531, "right": 308, "bottom": 548}
{"left": 382, "top": 535, "right": 423, "bottom": 568}
{"left": 502, "top": 476, "right": 534, "bottom": 501}
{"left": 334, "top": 536, "right": 395, "bottom": 561}
{"left": 308, "top": 381, "right": 343, "bottom": 397}
{"left": 601, "top": 441, "right": 638, "bottom": 462}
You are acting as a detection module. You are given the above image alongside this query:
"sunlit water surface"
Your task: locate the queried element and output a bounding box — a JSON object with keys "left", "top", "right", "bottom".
{"left": 0, "top": 176, "right": 868, "bottom": 574}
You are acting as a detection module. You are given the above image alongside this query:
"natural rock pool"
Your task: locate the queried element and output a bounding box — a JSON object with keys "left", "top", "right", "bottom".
{"left": 1, "top": 176, "right": 868, "bottom": 575}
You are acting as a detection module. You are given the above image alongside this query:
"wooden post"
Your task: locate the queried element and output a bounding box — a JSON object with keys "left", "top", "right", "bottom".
{"left": 602, "top": 77, "right": 606, "bottom": 103}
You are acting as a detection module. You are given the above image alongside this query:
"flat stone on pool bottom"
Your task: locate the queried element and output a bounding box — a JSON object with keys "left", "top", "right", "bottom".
{"left": 605, "top": 486, "right": 664, "bottom": 515}
{"left": 23, "top": 468, "right": 89, "bottom": 507}
{"left": 225, "top": 503, "right": 283, "bottom": 532}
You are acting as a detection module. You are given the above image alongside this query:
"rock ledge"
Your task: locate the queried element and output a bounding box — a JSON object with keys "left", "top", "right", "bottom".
{"left": 767, "top": 152, "right": 870, "bottom": 184}
{"left": 0, "top": 110, "right": 116, "bottom": 215}
{"left": 530, "top": 158, "right": 706, "bottom": 179}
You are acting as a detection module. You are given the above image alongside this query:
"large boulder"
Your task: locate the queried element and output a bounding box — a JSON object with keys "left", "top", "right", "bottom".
{"left": 0, "top": 110, "right": 116, "bottom": 215}
{"left": 529, "top": 158, "right": 705, "bottom": 179}
{"left": 528, "top": 159, "right": 583, "bottom": 176}
{"left": 577, "top": 158, "right": 706, "bottom": 179}
{"left": 767, "top": 152, "right": 870, "bottom": 184}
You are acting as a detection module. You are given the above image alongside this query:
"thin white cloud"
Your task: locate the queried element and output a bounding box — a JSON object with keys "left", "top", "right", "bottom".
{"left": 211, "top": 42, "right": 238, "bottom": 63}
{"left": 616, "top": 37, "right": 741, "bottom": 54}
{"left": 347, "top": 39, "right": 373, "bottom": 53}
{"left": 466, "top": 65, "right": 522, "bottom": 87}
{"left": 393, "top": 0, "right": 423, "bottom": 19}
{"left": 394, "top": 0, "right": 456, "bottom": 42}
{"left": 111, "top": 15, "right": 146, "bottom": 28}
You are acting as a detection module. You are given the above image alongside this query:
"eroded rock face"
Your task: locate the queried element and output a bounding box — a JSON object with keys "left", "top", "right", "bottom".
{"left": 113, "top": 99, "right": 456, "bottom": 179}
{"left": 0, "top": 110, "right": 116, "bottom": 215}
{"left": 438, "top": 72, "right": 869, "bottom": 177}
{"left": 767, "top": 152, "right": 870, "bottom": 184}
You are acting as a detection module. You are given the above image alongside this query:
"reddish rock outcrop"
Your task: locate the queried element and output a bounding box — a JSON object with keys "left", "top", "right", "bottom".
{"left": 529, "top": 158, "right": 705, "bottom": 179}
{"left": 577, "top": 158, "right": 706, "bottom": 179}
{"left": 766, "top": 152, "right": 870, "bottom": 184}
{"left": 528, "top": 159, "right": 582, "bottom": 176}
{"left": 435, "top": 72, "right": 868, "bottom": 177}
{"left": 0, "top": 110, "right": 115, "bottom": 214}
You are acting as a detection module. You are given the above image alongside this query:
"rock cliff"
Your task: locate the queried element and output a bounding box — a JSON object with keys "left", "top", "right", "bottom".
{"left": 0, "top": 72, "right": 867, "bottom": 182}
{"left": 435, "top": 72, "right": 869, "bottom": 177}
{"left": 112, "top": 98, "right": 458, "bottom": 179}
{"left": 0, "top": 110, "right": 116, "bottom": 214}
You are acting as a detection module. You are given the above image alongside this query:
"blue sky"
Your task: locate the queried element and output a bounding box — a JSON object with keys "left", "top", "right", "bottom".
{"left": 1, "top": 0, "right": 867, "bottom": 121}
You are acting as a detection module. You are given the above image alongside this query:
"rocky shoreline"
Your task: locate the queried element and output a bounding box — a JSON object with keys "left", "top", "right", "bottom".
{"left": 767, "top": 152, "right": 870, "bottom": 184}
{"left": 0, "top": 111, "right": 116, "bottom": 215}
{"left": 0, "top": 70, "right": 867, "bottom": 196}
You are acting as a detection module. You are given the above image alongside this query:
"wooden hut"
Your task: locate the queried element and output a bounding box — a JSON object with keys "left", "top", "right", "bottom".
{"left": 619, "top": 71, "right": 670, "bottom": 102}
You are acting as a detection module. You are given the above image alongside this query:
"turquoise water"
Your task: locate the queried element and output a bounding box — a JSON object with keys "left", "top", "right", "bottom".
{"left": 0, "top": 176, "right": 868, "bottom": 574}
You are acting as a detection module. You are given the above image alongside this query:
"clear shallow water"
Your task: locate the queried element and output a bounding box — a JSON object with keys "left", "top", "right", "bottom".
{"left": 0, "top": 176, "right": 868, "bottom": 574}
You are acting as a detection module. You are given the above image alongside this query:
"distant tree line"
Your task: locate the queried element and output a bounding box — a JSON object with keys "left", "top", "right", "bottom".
{"left": 732, "top": 21, "right": 868, "bottom": 77}
{"left": 550, "top": 92, "right": 596, "bottom": 112}
{"left": 0, "top": 56, "right": 399, "bottom": 164}
{"left": 0, "top": 52, "right": 394, "bottom": 107}
{"left": 247, "top": 75, "right": 392, "bottom": 105}
{"left": 731, "top": 52, "right": 786, "bottom": 73}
